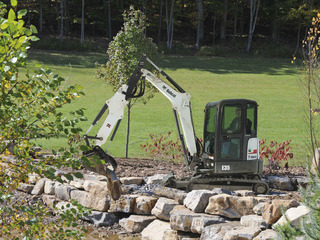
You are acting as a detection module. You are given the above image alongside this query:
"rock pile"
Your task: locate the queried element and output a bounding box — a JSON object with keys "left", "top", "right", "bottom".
{"left": 18, "top": 172, "right": 309, "bottom": 240}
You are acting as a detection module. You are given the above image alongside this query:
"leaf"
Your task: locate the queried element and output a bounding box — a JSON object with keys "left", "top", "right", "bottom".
{"left": 8, "top": 9, "right": 15, "bottom": 21}
{"left": 11, "top": 0, "right": 17, "bottom": 7}
{"left": 17, "top": 9, "right": 27, "bottom": 18}
{"left": 73, "top": 172, "right": 83, "bottom": 179}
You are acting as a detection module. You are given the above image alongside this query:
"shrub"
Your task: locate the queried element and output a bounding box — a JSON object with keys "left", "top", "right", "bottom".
{"left": 259, "top": 139, "right": 293, "bottom": 169}
{"left": 140, "top": 131, "right": 184, "bottom": 161}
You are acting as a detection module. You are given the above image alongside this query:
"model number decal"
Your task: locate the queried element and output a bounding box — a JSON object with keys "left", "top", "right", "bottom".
{"left": 222, "top": 165, "right": 230, "bottom": 171}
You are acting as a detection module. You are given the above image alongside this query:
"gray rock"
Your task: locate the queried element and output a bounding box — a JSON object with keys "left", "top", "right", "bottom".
{"left": 119, "top": 215, "right": 156, "bottom": 233}
{"left": 150, "top": 186, "right": 186, "bottom": 204}
{"left": 268, "top": 176, "right": 294, "bottom": 191}
{"left": 224, "top": 226, "right": 261, "bottom": 240}
{"left": 235, "top": 190, "right": 254, "bottom": 197}
{"left": 55, "top": 183, "right": 75, "bottom": 201}
{"left": 200, "top": 222, "right": 241, "bottom": 240}
{"left": 184, "top": 190, "right": 216, "bottom": 213}
{"left": 191, "top": 215, "right": 227, "bottom": 234}
{"left": 240, "top": 215, "right": 267, "bottom": 229}
{"left": 146, "top": 174, "right": 167, "bottom": 184}
{"left": 211, "top": 188, "right": 232, "bottom": 195}
{"left": 120, "top": 177, "right": 144, "bottom": 185}
{"left": 253, "top": 202, "right": 268, "bottom": 215}
{"left": 18, "top": 183, "right": 34, "bottom": 193}
{"left": 31, "top": 178, "right": 46, "bottom": 195}
{"left": 170, "top": 205, "right": 227, "bottom": 233}
{"left": 151, "top": 197, "right": 179, "bottom": 221}
{"left": 42, "top": 195, "right": 58, "bottom": 209}
{"left": 44, "top": 180, "right": 55, "bottom": 195}
{"left": 83, "top": 211, "right": 118, "bottom": 227}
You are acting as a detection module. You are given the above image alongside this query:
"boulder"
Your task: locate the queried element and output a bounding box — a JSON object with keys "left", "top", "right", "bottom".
{"left": 31, "top": 178, "right": 46, "bottom": 195}
{"left": 151, "top": 197, "right": 179, "bottom": 221}
{"left": 28, "top": 173, "right": 40, "bottom": 184}
{"left": 273, "top": 205, "right": 310, "bottom": 229}
{"left": 83, "top": 211, "right": 118, "bottom": 227}
{"left": 119, "top": 215, "right": 156, "bottom": 233}
{"left": 191, "top": 215, "right": 227, "bottom": 234}
{"left": 199, "top": 222, "right": 241, "bottom": 240}
{"left": 262, "top": 199, "right": 299, "bottom": 225}
{"left": 109, "top": 194, "right": 137, "bottom": 213}
{"left": 83, "top": 180, "right": 109, "bottom": 198}
{"left": 55, "top": 183, "right": 75, "bottom": 201}
{"left": 18, "top": 183, "right": 34, "bottom": 193}
{"left": 170, "top": 205, "right": 227, "bottom": 233}
{"left": 70, "top": 179, "right": 85, "bottom": 189}
{"left": 223, "top": 226, "right": 261, "bottom": 240}
{"left": 44, "top": 180, "right": 56, "bottom": 195}
{"left": 184, "top": 190, "right": 216, "bottom": 213}
{"left": 134, "top": 196, "right": 158, "bottom": 215}
{"left": 150, "top": 186, "right": 186, "bottom": 204}
{"left": 120, "top": 177, "right": 144, "bottom": 185}
{"left": 253, "top": 202, "right": 269, "bottom": 215}
{"left": 240, "top": 215, "right": 267, "bottom": 229}
{"left": 205, "top": 194, "right": 269, "bottom": 219}
{"left": 268, "top": 176, "right": 294, "bottom": 191}
{"left": 42, "top": 194, "right": 58, "bottom": 209}
{"left": 84, "top": 174, "right": 107, "bottom": 182}
{"left": 253, "top": 229, "right": 278, "bottom": 240}
{"left": 141, "top": 219, "right": 171, "bottom": 240}
{"left": 146, "top": 174, "right": 167, "bottom": 185}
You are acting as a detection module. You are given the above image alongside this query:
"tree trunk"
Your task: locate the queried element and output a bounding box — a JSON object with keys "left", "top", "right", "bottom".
{"left": 39, "top": 0, "right": 43, "bottom": 37}
{"left": 158, "top": 0, "right": 163, "bottom": 43}
{"left": 271, "top": 0, "right": 279, "bottom": 43}
{"left": 220, "top": 0, "right": 228, "bottom": 40}
{"left": 81, "top": 0, "right": 85, "bottom": 43}
{"left": 60, "top": 0, "right": 64, "bottom": 42}
{"left": 125, "top": 102, "right": 131, "bottom": 158}
{"left": 246, "top": 0, "right": 260, "bottom": 53}
{"left": 108, "top": 0, "right": 112, "bottom": 39}
{"left": 166, "top": 0, "right": 175, "bottom": 50}
{"left": 212, "top": 15, "right": 216, "bottom": 45}
{"left": 196, "top": 0, "right": 204, "bottom": 50}
{"left": 233, "top": 0, "right": 238, "bottom": 40}
{"left": 56, "top": 0, "right": 60, "bottom": 34}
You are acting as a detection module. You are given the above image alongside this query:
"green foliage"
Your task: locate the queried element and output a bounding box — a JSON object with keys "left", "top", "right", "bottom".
{"left": 0, "top": 1, "right": 89, "bottom": 238}
{"left": 98, "top": 6, "right": 158, "bottom": 103}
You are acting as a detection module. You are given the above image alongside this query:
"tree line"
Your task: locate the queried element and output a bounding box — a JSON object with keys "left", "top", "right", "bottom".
{"left": 4, "top": 0, "right": 320, "bottom": 53}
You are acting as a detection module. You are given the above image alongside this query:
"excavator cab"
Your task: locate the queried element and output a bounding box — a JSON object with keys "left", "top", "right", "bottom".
{"left": 202, "top": 99, "right": 264, "bottom": 176}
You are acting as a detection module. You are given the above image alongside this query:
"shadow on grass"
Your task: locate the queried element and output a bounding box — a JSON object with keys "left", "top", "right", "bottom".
{"left": 28, "top": 50, "right": 296, "bottom": 76}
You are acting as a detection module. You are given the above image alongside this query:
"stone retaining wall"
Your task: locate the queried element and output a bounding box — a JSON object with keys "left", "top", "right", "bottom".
{"left": 18, "top": 172, "right": 309, "bottom": 240}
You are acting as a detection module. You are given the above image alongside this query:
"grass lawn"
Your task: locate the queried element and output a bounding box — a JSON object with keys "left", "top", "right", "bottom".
{"left": 27, "top": 50, "right": 307, "bottom": 166}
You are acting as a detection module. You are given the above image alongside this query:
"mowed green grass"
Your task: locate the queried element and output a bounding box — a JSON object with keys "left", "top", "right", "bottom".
{"left": 27, "top": 50, "right": 307, "bottom": 165}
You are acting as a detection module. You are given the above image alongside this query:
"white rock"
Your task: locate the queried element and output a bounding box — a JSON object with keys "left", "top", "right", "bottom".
{"left": 119, "top": 215, "right": 156, "bottom": 233}
{"left": 44, "top": 180, "right": 55, "bottom": 195}
{"left": 141, "top": 219, "right": 171, "bottom": 240}
{"left": 184, "top": 190, "right": 216, "bottom": 213}
{"left": 31, "top": 178, "right": 46, "bottom": 195}
{"left": 146, "top": 174, "right": 167, "bottom": 184}
{"left": 134, "top": 196, "right": 158, "bottom": 215}
{"left": 273, "top": 205, "right": 310, "bottom": 228}
{"left": 151, "top": 197, "right": 179, "bottom": 221}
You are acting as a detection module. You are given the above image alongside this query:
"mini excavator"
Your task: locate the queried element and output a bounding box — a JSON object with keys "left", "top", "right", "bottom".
{"left": 83, "top": 55, "right": 269, "bottom": 200}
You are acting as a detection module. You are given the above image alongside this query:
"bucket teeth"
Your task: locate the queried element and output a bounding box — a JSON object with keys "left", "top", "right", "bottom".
{"left": 82, "top": 146, "right": 121, "bottom": 200}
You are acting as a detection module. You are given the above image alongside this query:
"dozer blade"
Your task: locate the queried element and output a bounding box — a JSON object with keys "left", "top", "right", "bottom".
{"left": 82, "top": 146, "right": 121, "bottom": 200}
